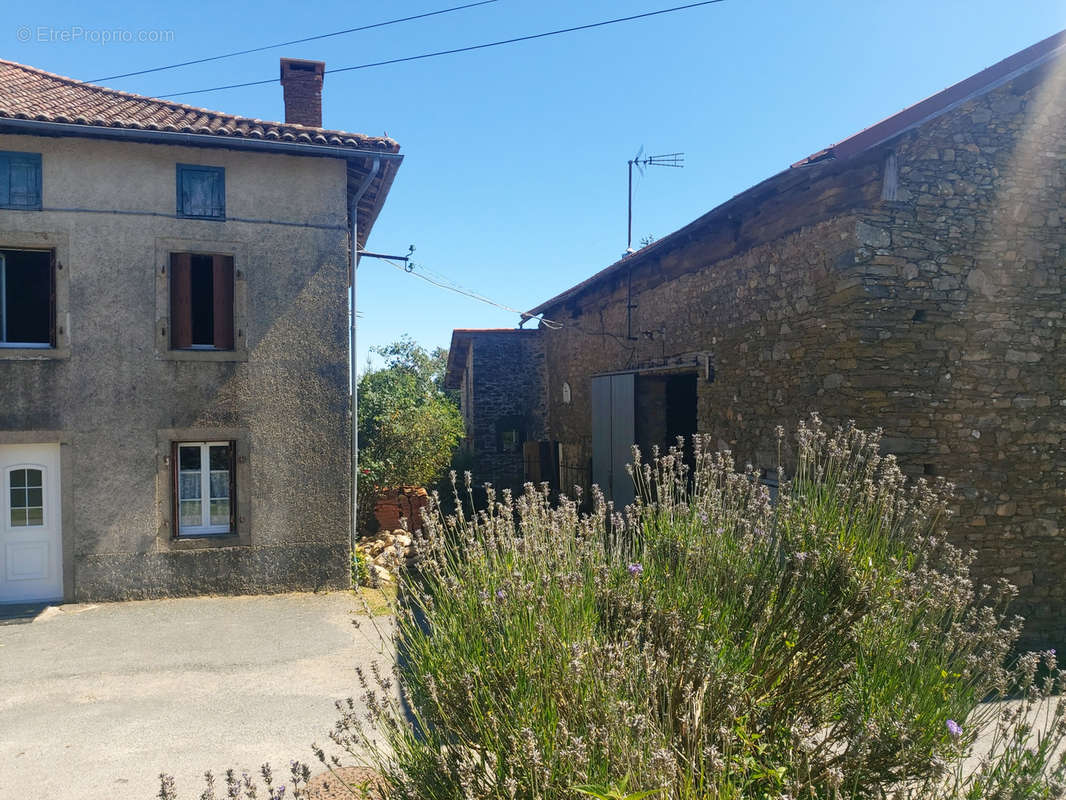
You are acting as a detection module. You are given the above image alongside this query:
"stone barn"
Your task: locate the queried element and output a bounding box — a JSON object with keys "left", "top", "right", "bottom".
{"left": 451, "top": 30, "right": 1066, "bottom": 649}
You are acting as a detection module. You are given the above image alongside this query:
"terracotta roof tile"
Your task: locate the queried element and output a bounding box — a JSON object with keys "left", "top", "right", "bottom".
{"left": 0, "top": 58, "right": 400, "bottom": 154}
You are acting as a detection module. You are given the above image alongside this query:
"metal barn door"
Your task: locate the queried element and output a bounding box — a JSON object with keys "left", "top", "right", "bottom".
{"left": 591, "top": 373, "right": 635, "bottom": 509}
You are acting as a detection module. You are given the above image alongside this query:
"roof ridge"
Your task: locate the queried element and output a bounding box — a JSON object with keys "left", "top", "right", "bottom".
{"left": 0, "top": 57, "right": 247, "bottom": 122}
{"left": 793, "top": 27, "right": 1066, "bottom": 167}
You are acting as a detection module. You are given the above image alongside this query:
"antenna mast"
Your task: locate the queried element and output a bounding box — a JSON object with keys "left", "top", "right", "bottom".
{"left": 627, "top": 148, "right": 684, "bottom": 252}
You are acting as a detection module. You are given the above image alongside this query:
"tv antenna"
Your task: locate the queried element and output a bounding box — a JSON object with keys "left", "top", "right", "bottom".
{"left": 627, "top": 146, "right": 684, "bottom": 252}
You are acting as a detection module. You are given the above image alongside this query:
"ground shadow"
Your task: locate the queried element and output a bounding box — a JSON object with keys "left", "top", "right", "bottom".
{"left": 0, "top": 603, "right": 50, "bottom": 626}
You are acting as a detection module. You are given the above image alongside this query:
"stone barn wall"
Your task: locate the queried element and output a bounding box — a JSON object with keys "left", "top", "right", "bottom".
{"left": 536, "top": 67, "right": 1066, "bottom": 649}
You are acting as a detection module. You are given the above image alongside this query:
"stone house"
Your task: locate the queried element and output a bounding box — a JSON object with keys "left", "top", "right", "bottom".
{"left": 450, "top": 31, "right": 1066, "bottom": 648}
{"left": 0, "top": 57, "right": 401, "bottom": 603}
{"left": 443, "top": 329, "right": 548, "bottom": 494}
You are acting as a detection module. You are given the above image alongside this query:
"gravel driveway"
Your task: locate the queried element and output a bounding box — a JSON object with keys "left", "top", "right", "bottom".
{"left": 0, "top": 592, "right": 392, "bottom": 800}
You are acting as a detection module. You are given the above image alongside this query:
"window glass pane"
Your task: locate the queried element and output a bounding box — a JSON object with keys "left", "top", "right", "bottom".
{"left": 209, "top": 499, "right": 230, "bottom": 527}
{"left": 26, "top": 507, "right": 42, "bottom": 526}
{"left": 0, "top": 152, "right": 42, "bottom": 210}
{"left": 10, "top": 469, "right": 25, "bottom": 488}
{"left": 10, "top": 486, "right": 23, "bottom": 508}
{"left": 25, "top": 469, "right": 42, "bottom": 488}
{"left": 10, "top": 508, "right": 27, "bottom": 527}
{"left": 178, "top": 166, "right": 224, "bottom": 218}
{"left": 1, "top": 251, "right": 52, "bottom": 345}
{"left": 209, "top": 445, "right": 230, "bottom": 471}
{"left": 27, "top": 487, "right": 42, "bottom": 507}
{"left": 179, "top": 472, "right": 201, "bottom": 500}
{"left": 179, "top": 446, "right": 200, "bottom": 471}
{"left": 209, "top": 471, "right": 229, "bottom": 499}
{"left": 180, "top": 500, "right": 202, "bottom": 529}
{"left": 189, "top": 255, "right": 215, "bottom": 346}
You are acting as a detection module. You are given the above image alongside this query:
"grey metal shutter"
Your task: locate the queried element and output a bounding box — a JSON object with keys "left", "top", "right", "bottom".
{"left": 610, "top": 373, "right": 635, "bottom": 509}
{"left": 591, "top": 376, "right": 611, "bottom": 497}
{"left": 590, "top": 373, "right": 635, "bottom": 508}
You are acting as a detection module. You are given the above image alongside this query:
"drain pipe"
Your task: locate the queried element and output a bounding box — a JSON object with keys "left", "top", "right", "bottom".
{"left": 349, "top": 156, "right": 381, "bottom": 568}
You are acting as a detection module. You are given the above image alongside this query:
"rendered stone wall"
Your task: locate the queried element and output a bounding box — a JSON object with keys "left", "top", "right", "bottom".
{"left": 537, "top": 67, "right": 1066, "bottom": 648}
{"left": 0, "top": 133, "right": 353, "bottom": 600}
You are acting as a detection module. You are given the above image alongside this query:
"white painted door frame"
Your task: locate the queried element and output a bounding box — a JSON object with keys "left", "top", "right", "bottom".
{"left": 0, "top": 443, "right": 62, "bottom": 603}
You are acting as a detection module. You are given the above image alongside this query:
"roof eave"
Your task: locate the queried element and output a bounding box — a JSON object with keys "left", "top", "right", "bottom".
{"left": 1, "top": 115, "right": 403, "bottom": 244}
{"left": 0, "top": 116, "right": 402, "bottom": 161}
{"left": 443, "top": 329, "right": 472, "bottom": 391}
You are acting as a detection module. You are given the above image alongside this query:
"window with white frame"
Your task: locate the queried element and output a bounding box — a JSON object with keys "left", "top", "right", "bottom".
{"left": 8, "top": 467, "right": 44, "bottom": 527}
{"left": 174, "top": 441, "right": 234, "bottom": 536}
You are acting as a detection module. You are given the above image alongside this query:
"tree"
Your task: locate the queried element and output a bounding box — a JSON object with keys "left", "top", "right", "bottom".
{"left": 357, "top": 336, "right": 463, "bottom": 532}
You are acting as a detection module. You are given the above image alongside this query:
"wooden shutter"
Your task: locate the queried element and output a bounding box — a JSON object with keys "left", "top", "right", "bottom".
{"left": 211, "top": 171, "right": 226, "bottom": 218}
{"left": 170, "top": 253, "right": 193, "bottom": 349}
{"left": 9, "top": 155, "right": 41, "bottom": 208}
{"left": 0, "top": 154, "right": 9, "bottom": 208}
{"left": 170, "top": 442, "right": 180, "bottom": 539}
{"left": 212, "top": 255, "right": 234, "bottom": 350}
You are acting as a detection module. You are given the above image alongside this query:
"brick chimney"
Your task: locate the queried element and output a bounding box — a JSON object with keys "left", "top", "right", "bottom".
{"left": 279, "top": 58, "right": 325, "bottom": 127}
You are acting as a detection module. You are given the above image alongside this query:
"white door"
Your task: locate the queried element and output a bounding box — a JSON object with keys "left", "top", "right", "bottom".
{"left": 0, "top": 444, "right": 62, "bottom": 603}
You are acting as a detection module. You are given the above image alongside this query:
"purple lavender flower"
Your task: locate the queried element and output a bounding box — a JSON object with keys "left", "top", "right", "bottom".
{"left": 496, "top": 589, "right": 506, "bottom": 601}
{"left": 627, "top": 563, "right": 643, "bottom": 577}
{"left": 946, "top": 719, "right": 962, "bottom": 738}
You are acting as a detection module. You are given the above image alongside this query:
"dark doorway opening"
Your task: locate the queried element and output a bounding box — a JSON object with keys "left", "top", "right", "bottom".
{"left": 635, "top": 372, "right": 699, "bottom": 457}
{"left": 665, "top": 373, "right": 698, "bottom": 445}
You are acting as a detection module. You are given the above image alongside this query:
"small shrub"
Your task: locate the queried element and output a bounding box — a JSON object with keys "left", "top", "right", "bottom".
{"left": 329, "top": 417, "right": 1066, "bottom": 799}
{"left": 351, "top": 545, "right": 370, "bottom": 588}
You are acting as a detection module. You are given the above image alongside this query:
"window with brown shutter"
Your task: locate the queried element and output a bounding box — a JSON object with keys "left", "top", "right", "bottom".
{"left": 169, "top": 252, "right": 234, "bottom": 350}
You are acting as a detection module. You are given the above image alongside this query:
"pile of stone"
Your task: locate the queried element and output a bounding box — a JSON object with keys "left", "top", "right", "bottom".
{"left": 358, "top": 529, "right": 414, "bottom": 586}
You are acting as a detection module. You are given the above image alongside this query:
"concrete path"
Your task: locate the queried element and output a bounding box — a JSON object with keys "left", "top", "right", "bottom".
{"left": 0, "top": 592, "right": 393, "bottom": 800}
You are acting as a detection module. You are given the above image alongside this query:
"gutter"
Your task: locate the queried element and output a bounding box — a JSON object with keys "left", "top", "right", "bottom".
{"left": 348, "top": 157, "right": 381, "bottom": 569}
{"left": 0, "top": 116, "right": 403, "bottom": 162}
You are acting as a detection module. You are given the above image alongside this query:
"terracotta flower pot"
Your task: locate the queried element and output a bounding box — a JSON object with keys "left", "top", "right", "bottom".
{"left": 374, "top": 485, "right": 430, "bottom": 532}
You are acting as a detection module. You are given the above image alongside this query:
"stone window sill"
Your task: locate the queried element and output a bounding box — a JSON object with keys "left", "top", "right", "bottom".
{"left": 0, "top": 346, "right": 70, "bottom": 360}
{"left": 165, "top": 533, "right": 248, "bottom": 550}
{"left": 160, "top": 348, "right": 248, "bottom": 363}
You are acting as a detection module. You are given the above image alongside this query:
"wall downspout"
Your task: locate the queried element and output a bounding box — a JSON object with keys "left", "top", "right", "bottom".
{"left": 349, "top": 156, "right": 381, "bottom": 571}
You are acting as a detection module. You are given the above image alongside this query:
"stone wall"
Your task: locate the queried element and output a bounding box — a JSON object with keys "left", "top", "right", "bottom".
{"left": 536, "top": 66, "right": 1066, "bottom": 649}
{"left": 848, "top": 65, "right": 1066, "bottom": 648}
{"left": 461, "top": 330, "right": 548, "bottom": 493}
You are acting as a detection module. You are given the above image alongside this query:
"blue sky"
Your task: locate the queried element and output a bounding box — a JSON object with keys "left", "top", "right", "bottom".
{"left": 8, "top": 0, "right": 1066, "bottom": 371}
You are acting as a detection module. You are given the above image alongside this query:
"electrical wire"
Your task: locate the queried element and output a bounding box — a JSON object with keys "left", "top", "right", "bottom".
{"left": 376, "top": 256, "right": 563, "bottom": 329}
{"left": 375, "top": 255, "right": 654, "bottom": 360}
{"left": 157, "top": 0, "right": 725, "bottom": 98}
{"left": 87, "top": 0, "right": 499, "bottom": 83}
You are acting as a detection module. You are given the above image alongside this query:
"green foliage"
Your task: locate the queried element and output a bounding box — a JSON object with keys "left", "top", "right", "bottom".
{"left": 330, "top": 417, "right": 1066, "bottom": 799}
{"left": 351, "top": 546, "right": 370, "bottom": 588}
{"left": 357, "top": 336, "right": 463, "bottom": 531}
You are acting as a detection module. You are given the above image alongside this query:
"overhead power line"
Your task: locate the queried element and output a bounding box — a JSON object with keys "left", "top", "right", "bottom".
{"left": 157, "top": 0, "right": 725, "bottom": 98}
{"left": 378, "top": 257, "right": 562, "bottom": 329}
{"left": 88, "top": 0, "right": 499, "bottom": 83}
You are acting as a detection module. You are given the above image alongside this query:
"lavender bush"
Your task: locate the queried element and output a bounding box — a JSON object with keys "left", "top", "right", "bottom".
{"left": 330, "top": 417, "right": 1065, "bottom": 799}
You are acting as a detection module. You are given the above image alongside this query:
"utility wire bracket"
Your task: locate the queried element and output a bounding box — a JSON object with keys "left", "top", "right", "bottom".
{"left": 357, "top": 244, "right": 416, "bottom": 271}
